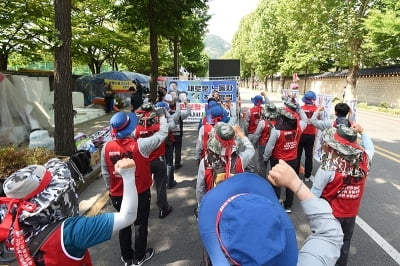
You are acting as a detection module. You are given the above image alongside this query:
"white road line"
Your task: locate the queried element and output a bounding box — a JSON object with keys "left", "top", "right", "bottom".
{"left": 356, "top": 216, "right": 400, "bottom": 264}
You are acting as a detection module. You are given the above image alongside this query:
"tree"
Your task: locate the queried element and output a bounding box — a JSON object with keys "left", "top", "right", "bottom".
{"left": 54, "top": 0, "right": 75, "bottom": 156}
{"left": 363, "top": 3, "right": 400, "bottom": 65}
{"left": 0, "top": 0, "right": 51, "bottom": 70}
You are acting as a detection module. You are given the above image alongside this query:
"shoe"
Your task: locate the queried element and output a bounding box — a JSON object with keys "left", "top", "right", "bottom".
{"left": 285, "top": 208, "right": 292, "bottom": 213}
{"left": 174, "top": 163, "right": 183, "bottom": 169}
{"left": 167, "top": 180, "right": 177, "bottom": 189}
{"left": 159, "top": 206, "right": 172, "bottom": 219}
{"left": 133, "top": 248, "right": 154, "bottom": 266}
{"left": 121, "top": 256, "right": 134, "bottom": 266}
{"left": 304, "top": 177, "right": 310, "bottom": 182}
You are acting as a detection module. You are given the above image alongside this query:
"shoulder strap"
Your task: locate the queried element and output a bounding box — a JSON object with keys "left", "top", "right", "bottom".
{"left": 29, "top": 219, "right": 65, "bottom": 257}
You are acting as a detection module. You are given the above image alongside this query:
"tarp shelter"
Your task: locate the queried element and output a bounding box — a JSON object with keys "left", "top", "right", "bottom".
{"left": 0, "top": 73, "right": 52, "bottom": 146}
{"left": 74, "top": 71, "right": 150, "bottom": 105}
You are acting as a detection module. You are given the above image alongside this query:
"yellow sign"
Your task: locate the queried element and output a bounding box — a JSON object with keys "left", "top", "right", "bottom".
{"left": 104, "top": 79, "right": 135, "bottom": 92}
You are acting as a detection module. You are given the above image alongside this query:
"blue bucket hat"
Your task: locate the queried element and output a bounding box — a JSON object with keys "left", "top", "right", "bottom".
{"left": 198, "top": 173, "right": 298, "bottom": 265}
{"left": 155, "top": 101, "right": 170, "bottom": 111}
{"left": 302, "top": 91, "right": 316, "bottom": 104}
{"left": 110, "top": 112, "right": 138, "bottom": 139}
{"left": 251, "top": 95, "right": 265, "bottom": 105}
{"left": 210, "top": 105, "right": 224, "bottom": 118}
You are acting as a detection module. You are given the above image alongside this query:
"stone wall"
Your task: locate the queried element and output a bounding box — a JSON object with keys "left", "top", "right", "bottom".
{"left": 263, "top": 76, "right": 400, "bottom": 108}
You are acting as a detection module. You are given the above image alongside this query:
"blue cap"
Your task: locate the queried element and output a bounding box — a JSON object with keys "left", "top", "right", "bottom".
{"left": 198, "top": 173, "right": 298, "bottom": 265}
{"left": 110, "top": 112, "right": 138, "bottom": 139}
{"left": 251, "top": 95, "right": 265, "bottom": 105}
{"left": 155, "top": 101, "right": 170, "bottom": 111}
{"left": 302, "top": 91, "right": 316, "bottom": 104}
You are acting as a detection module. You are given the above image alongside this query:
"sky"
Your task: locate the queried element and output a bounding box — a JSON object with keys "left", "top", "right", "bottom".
{"left": 207, "top": 0, "right": 259, "bottom": 43}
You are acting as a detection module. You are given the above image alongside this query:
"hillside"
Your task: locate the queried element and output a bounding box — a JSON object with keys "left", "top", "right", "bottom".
{"left": 203, "top": 34, "right": 231, "bottom": 59}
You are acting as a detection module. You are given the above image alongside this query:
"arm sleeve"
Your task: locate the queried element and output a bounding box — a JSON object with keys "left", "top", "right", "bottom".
{"left": 310, "top": 168, "right": 334, "bottom": 197}
{"left": 195, "top": 126, "right": 204, "bottom": 160}
{"left": 238, "top": 136, "right": 256, "bottom": 169}
{"left": 297, "top": 198, "right": 343, "bottom": 266}
{"left": 310, "top": 110, "right": 332, "bottom": 131}
{"left": 361, "top": 133, "right": 375, "bottom": 161}
{"left": 263, "top": 128, "right": 279, "bottom": 162}
{"left": 112, "top": 167, "right": 138, "bottom": 232}
{"left": 179, "top": 103, "right": 191, "bottom": 120}
{"left": 252, "top": 121, "right": 265, "bottom": 146}
{"left": 138, "top": 117, "right": 168, "bottom": 157}
{"left": 196, "top": 160, "right": 206, "bottom": 204}
{"left": 264, "top": 95, "right": 271, "bottom": 105}
{"left": 100, "top": 144, "right": 110, "bottom": 190}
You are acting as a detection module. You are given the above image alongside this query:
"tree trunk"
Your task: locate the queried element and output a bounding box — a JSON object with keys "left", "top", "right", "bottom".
{"left": 54, "top": 0, "right": 75, "bottom": 156}
{"left": 148, "top": 0, "right": 159, "bottom": 103}
{"left": 0, "top": 52, "right": 9, "bottom": 71}
{"left": 173, "top": 36, "right": 179, "bottom": 77}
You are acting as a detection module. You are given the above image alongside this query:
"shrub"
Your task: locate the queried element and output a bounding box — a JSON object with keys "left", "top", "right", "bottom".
{"left": 0, "top": 146, "right": 55, "bottom": 180}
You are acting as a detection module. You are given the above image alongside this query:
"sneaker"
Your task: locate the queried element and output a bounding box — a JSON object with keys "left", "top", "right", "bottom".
{"left": 121, "top": 256, "right": 134, "bottom": 266}
{"left": 285, "top": 208, "right": 292, "bottom": 213}
{"left": 134, "top": 248, "right": 154, "bottom": 266}
{"left": 159, "top": 205, "right": 172, "bottom": 219}
{"left": 304, "top": 177, "right": 310, "bottom": 182}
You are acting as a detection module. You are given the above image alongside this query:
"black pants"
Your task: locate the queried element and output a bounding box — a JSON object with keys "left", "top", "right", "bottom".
{"left": 336, "top": 217, "right": 356, "bottom": 266}
{"left": 111, "top": 189, "right": 151, "bottom": 261}
{"left": 150, "top": 157, "right": 169, "bottom": 209}
{"left": 165, "top": 139, "right": 175, "bottom": 186}
{"left": 173, "top": 134, "right": 183, "bottom": 166}
{"left": 269, "top": 158, "right": 297, "bottom": 208}
{"left": 296, "top": 134, "right": 316, "bottom": 178}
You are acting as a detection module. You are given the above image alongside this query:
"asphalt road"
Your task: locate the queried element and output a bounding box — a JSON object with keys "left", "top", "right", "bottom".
{"left": 85, "top": 87, "right": 400, "bottom": 266}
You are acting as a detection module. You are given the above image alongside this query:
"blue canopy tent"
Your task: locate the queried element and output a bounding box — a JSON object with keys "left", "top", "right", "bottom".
{"left": 74, "top": 71, "right": 134, "bottom": 105}
{"left": 122, "top": 71, "right": 150, "bottom": 88}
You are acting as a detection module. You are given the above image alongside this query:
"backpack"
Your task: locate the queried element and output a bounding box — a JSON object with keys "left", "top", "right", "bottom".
{"left": 204, "top": 151, "right": 239, "bottom": 191}
{"left": 66, "top": 150, "right": 92, "bottom": 182}
{"left": 0, "top": 158, "right": 79, "bottom": 264}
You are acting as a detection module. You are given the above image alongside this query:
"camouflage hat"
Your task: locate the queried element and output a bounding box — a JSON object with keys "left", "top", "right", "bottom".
{"left": 277, "top": 107, "right": 296, "bottom": 120}
{"left": 135, "top": 103, "right": 158, "bottom": 126}
{"left": 284, "top": 100, "right": 297, "bottom": 112}
{"left": 262, "top": 103, "right": 277, "bottom": 119}
{"left": 321, "top": 125, "right": 362, "bottom": 163}
{"left": 207, "top": 123, "right": 237, "bottom": 155}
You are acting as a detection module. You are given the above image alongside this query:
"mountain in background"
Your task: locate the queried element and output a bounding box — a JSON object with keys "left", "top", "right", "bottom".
{"left": 204, "top": 34, "right": 231, "bottom": 59}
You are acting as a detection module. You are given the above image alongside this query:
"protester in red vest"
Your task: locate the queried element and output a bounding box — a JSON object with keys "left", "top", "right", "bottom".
{"left": 0, "top": 158, "right": 138, "bottom": 266}
{"left": 311, "top": 124, "right": 374, "bottom": 266}
{"left": 101, "top": 110, "right": 168, "bottom": 266}
{"left": 195, "top": 123, "right": 254, "bottom": 204}
{"left": 195, "top": 105, "right": 227, "bottom": 164}
{"left": 135, "top": 102, "right": 174, "bottom": 219}
{"left": 296, "top": 91, "right": 318, "bottom": 182}
{"left": 252, "top": 103, "right": 278, "bottom": 178}
{"left": 243, "top": 93, "right": 270, "bottom": 173}
{"left": 263, "top": 107, "right": 307, "bottom": 213}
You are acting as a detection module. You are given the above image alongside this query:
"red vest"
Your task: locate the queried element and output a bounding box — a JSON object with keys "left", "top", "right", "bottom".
{"left": 103, "top": 138, "right": 152, "bottom": 195}
{"left": 37, "top": 225, "right": 92, "bottom": 266}
{"left": 272, "top": 128, "right": 301, "bottom": 161}
{"left": 259, "top": 120, "right": 275, "bottom": 146}
{"left": 135, "top": 123, "right": 165, "bottom": 161}
{"left": 247, "top": 105, "right": 263, "bottom": 134}
{"left": 201, "top": 124, "right": 214, "bottom": 159}
{"left": 301, "top": 104, "right": 317, "bottom": 135}
{"left": 321, "top": 161, "right": 368, "bottom": 218}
